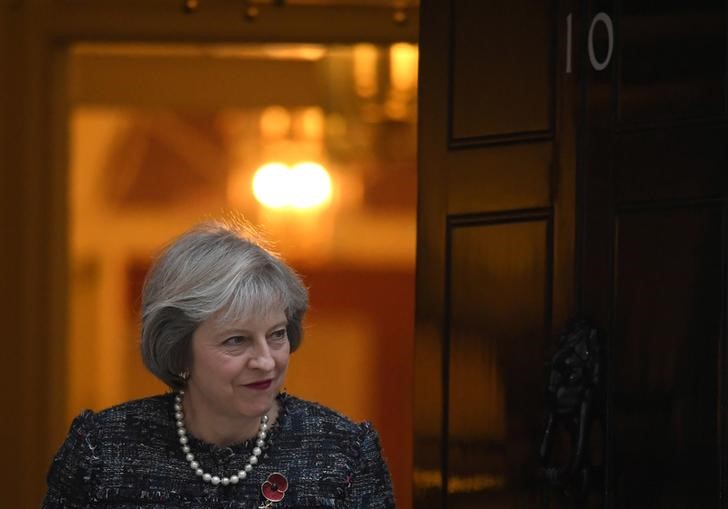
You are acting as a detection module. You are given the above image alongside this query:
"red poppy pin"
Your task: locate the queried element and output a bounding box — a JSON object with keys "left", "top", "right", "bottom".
{"left": 259, "top": 472, "right": 288, "bottom": 508}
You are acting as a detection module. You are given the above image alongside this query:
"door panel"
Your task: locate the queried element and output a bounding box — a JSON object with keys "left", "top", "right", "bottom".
{"left": 447, "top": 217, "right": 551, "bottom": 507}
{"left": 618, "top": 1, "right": 726, "bottom": 124}
{"left": 450, "top": 0, "right": 555, "bottom": 143}
{"left": 612, "top": 206, "right": 722, "bottom": 508}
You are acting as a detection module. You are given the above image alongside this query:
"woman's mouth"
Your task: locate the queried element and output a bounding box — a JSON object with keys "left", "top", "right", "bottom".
{"left": 243, "top": 379, "right": 273, "bottom": 390}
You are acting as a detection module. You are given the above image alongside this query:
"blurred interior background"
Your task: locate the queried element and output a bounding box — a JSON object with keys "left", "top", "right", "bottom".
{"left": 0, "top": 2, "right": 419, "bottom": 506}
{"left": 67, "top": 41, "right": 417, "bottom": 506}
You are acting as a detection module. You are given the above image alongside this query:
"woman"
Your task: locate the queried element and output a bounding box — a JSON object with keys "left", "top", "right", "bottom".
{"left": 43, "top": 221, "right": 395, "bottom": 508}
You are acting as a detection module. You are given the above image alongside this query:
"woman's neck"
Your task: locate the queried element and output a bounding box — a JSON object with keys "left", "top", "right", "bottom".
{"left": 181, "top": 391, "right": 279, "bottom": 447}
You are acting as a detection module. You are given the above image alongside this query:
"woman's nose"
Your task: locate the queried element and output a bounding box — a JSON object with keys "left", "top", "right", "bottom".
{"left": 249, "top": 340, "right": 275, "bottom": 371}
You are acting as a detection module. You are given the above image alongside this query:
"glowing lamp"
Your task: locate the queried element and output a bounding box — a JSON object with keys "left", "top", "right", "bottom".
{"left": 289, "top": 162, "right": 332, "bottom": 209}
{"left": 252, "top": 162, "right": 291, "bottom": 209}
{"left": 252, "top": 161, "right": 332, "bottom": 211}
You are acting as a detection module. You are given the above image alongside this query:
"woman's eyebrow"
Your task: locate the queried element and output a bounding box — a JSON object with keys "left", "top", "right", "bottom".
{"left": 219, "top": 329, "right": 248, "bottom": 335}
{"left": 218, "top": 321, "right": 288, "bottom": 335}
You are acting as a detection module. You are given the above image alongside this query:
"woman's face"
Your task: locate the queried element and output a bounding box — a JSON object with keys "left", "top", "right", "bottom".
{"left": 186, "top": 306, "right": 290, "bottom": 422}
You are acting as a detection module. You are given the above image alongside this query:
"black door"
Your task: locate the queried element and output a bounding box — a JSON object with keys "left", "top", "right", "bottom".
{"left": 415, "top": 1, "right": 728, "bottom": 508}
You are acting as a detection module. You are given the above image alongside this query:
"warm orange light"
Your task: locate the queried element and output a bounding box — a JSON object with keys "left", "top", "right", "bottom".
{"left": 262, "top": 44, "right": 326, "bottom": 61}
{"left": 299, "top": 107, "right": 324, "bottom": 140}
{"left": 353, "top": 43, "right": 379, "bottom": 98}
{"left": 252, "top": 161, "right": 332, "bottom": 211}
{"left": 390, "top": 42, "right": 418, "bottom": 92}
{"left": 259, "top": 106, "right": 291, "bottom": 139}
{"left": 289, "top": 162, "right": 332, "bottom": 209}
{"left": 252, "top": 162, "right": 291, "bottom": 209}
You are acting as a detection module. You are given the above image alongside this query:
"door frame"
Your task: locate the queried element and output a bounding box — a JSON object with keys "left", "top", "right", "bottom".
{"left": 1, "top": 1, "right": 418, "bottom": 504}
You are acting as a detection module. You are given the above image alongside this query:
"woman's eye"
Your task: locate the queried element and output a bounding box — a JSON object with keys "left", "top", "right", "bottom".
{"left": 270, "top": 329, "right": 287, "bottom": 341}
{"left": 224, "top": 336, "right": 247, "bottom": 346}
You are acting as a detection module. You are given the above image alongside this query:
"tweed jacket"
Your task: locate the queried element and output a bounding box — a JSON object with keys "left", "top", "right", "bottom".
{"left": 42, "top": 393, "right": 395, "bottom": 508}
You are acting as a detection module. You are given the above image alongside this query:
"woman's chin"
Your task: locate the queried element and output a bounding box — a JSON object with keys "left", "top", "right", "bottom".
{"left": 233, "top": 394, "right": 278, "bottom": 419}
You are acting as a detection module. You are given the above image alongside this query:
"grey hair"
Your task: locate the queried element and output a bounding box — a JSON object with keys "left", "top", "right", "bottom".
{"left": 140, "top": 220, "right": 308, "bottom": 390}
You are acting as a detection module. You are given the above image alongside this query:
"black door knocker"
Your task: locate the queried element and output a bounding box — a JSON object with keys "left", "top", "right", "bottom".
{"left": 539, "top": 319, "right": 601, "bottom": 499}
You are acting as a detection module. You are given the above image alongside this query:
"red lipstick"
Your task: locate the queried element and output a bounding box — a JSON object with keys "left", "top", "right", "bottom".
{"left": 243, "top": 379, "right": 272, "bottom": 390}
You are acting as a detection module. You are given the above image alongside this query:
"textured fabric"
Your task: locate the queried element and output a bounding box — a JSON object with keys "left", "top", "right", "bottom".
{"left": 42, "top": 393, "right": 396, "bottom": 508}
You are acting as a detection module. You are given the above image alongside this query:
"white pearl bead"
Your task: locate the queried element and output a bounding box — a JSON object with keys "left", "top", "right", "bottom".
{"left": 262, "top": 415, "right": 269, "bottom": 422}
{"left": 182, "top": 445, "right": 190, "bottom": 453}
{"left": 258, "top": 431, "right": 267, "bottom": 439}
{"left": 177, "top": 428, "right": 186, "bottom": 436}
{"left": 249, "top": 456, "right": 258, "bottom": 465}
{"left": 174, "top": 403, "right": 181, "bottom": 411}
{"left": 261, "top": 423, "right": 268, "bottom": 431}
{"left": 222, "top": 477, "right": 230, "bottom": 486}
{"left": 256, "top": 439, "right": 264, "bottom": 447}
{"left": 245, "top": 464, "right": 253, "bottom": 473}
{"left": 230, "top": 475, "right": 239, "bottom": 484}
{"left": 238, "top": 470, "right": 246, "bottom": 479}
{"left": 202, "top": 473, "right": 211, "bottom": 482}
{"left": 179, "top": 436, "right": 188, "bottom": 444}
{"left": 253, "top": 447, "right": 261, "bottom": 456}
{"left": 211, "top": 476, "right": 220, "bottom": 485}
{"left": 175, "top": 412, "right": 183, "bottom": 420}
{"left": 190, "top": 461, "right": 199, "bottom": 469}
{"left": 196, "top": 468, "right": 203, "bottom": 476}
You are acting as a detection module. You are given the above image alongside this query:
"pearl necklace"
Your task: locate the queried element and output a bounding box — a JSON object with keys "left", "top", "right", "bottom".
{"left": 174, "top": 391, "right": 269, "bottom": 486}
